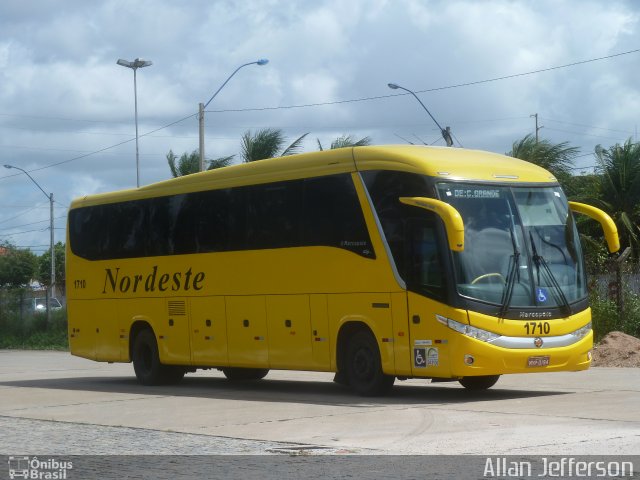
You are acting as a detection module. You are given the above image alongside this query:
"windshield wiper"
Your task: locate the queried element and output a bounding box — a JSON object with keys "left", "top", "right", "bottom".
{"left": 498, "top": 225, "right": 520, "bottom": 318}
{"left": 529, "top": 231, "right": 572, "bottom": 316}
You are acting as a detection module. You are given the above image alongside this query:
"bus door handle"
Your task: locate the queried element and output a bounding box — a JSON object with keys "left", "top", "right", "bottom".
{"left": 412, "top": 315, "right": 421, "bottom": 325}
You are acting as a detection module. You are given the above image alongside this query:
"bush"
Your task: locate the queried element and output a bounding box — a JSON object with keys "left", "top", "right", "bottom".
{"left": 0, "top": 299, "right": 68, "bottom": 350}
{"left": 589, "top": 278, "right": 640, "bottom": 342}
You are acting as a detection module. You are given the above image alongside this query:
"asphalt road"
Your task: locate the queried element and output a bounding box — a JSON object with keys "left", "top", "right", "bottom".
{"left": 0, "top": 350, "right": 638, "bottom": 458}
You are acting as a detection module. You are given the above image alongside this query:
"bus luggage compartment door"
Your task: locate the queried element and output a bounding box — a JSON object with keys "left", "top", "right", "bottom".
{"left": 226, "top": 296, "right": 268, "bottom": 368}
{"left": 266, "top": 294, "right": 314, "bottom": 370}
{"left": 190, "top": 296, "right": 228, "bottom": 367}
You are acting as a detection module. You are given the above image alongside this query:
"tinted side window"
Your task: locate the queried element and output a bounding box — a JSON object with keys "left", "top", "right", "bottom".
{"left": 362, "top": 170, "right": 445, "bottom": 299}
{"left": 69, "top": 173, "right": 375, "bottom": 260}
{"left": 245, "top": 181, "right": 302, "bottom": 250}
{"left": 303, "top": 175, "right": 375, "bottom": 258}
{"left": 172, "top": 189, "right": 233, "bottom": 254}
{"left": 362, "top": 170, "right": 432, "bottom": 275}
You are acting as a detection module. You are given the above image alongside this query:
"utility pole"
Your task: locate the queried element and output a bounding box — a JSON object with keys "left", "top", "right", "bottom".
{"left": 530, "top": 113, "right": 543, "bottom": 143}
{"left": 388, "top": 83, "right": 455, "bottom": 147}
{"left": 3, "top": 165, "right": 55, "bottom": 323}
{"left": 199, "top": 102, "right": 206, "bottom": 172}
{"left": 199, "top": 59, "right": 269, "bottom": 171}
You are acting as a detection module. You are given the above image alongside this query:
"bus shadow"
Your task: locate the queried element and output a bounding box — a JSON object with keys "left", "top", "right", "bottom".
{"left": 0, "top": 375, "right": 572, "bottom": 406}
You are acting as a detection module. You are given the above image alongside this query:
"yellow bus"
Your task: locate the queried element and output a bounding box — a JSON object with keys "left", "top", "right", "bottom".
{"left": 66, "top": 145, "right": 619, "bottom": 396}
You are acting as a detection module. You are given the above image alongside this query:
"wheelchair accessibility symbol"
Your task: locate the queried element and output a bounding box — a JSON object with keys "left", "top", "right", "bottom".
{"left": 414, "top": 347, "right": 439, "bottom": 368}
{"left": 414, "top": 348, "right": 426, "bottom": 367}
{"left": 536, "top": 287, "right": 548, "bottom": 303}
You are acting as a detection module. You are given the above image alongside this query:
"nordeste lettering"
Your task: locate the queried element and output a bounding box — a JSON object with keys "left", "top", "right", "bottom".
{"left": 102, "top": 266, "right": 205, "bottom": 294}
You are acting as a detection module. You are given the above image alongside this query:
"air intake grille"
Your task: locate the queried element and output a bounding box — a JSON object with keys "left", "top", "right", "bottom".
{"left": 168, "top": 300, "right": 187, "bottom": 316}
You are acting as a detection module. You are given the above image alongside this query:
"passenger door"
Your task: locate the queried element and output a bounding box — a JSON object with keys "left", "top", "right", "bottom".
{"left": 404, "top": 219, "right": 452, "bottom": 377}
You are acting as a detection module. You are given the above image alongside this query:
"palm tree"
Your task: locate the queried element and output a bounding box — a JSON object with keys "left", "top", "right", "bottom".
{"left": 589, "top": 139, "right": 640, "bottom": 253}
{"left": 240, "top": 128, "right": 309, "bottom": 162}
{"left": 167, "top": 150, "right": 234, "bottom": 177}
{"left": 316, "top": 134, "right": 372, "bottom": 151}
{"left": 507, "top": 134, "right": 579, "bottom": 185}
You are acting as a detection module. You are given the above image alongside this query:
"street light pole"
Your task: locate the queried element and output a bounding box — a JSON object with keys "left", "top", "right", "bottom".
{"left": 4, "top": 165, "right": 55, "bottom": 324}
{"left": 117, "top": 58, "right": 153, "bottom": 187}
{"left": 387, "top": 83, "right": 454, "bottom": 147}
{"left": 199, "top": 59, "right": 269, "bottom": 172}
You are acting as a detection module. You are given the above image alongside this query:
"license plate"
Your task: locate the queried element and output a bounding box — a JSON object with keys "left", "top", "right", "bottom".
{"left": 527, "top": 355, "right": 550, "bottom": 367}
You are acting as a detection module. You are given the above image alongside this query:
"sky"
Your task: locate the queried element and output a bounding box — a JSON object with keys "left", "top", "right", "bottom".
{"left": 1, "top": 0, "right": 639, "bottom": 254}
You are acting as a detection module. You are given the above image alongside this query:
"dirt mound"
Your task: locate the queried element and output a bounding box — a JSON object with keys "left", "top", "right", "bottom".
{"left": 592, "top": 331, "right": 640, "bottom": 368}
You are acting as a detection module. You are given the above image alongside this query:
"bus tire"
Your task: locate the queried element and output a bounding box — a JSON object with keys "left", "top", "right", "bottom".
{"left": 162, "top": 365, "right": 186, "bottom": 385}
{"left": 459, "top": 375, "right": 500, "bottom": 390}
{"left": 346, "top": 330, "right": 395, "bottom": 396}
{"left": 222, "top": 368, "right": 269, "bottom": 381}
{"left": 132, "top": 329, "right": 185, "bottom": 385}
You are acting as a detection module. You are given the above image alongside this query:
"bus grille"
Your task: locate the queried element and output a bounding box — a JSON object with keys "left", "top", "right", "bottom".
{"left": 168, "top": 300, "right": 187, "bottom": 316}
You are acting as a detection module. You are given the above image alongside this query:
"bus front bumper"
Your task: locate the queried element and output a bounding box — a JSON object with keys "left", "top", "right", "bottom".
{"left": 447, "top": 330, "right": 593, "bottom": 377}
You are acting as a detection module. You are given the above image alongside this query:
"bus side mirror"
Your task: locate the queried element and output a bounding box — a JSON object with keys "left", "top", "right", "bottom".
{"left": 568, "top": 201, "right": 620, "bottom": 253}
{"left": 399, "top": 197, "right": 464, "bottom": 252}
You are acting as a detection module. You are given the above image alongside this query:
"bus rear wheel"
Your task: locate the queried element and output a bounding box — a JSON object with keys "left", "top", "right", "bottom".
{"left": 132, "top": 329, "right": 185, "bottom": 385}
{"left": 459, "top": 375, "right": 500, "bottom": 390}
{"left": 222, "top": 368, "right": 269, "bottom": 381}
{"left": 346, "top": 330, "right": 395, "bottom": 396}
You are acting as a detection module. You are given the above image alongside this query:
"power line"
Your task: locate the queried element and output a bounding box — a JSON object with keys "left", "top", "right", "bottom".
{"left": 0, "top": 215, "right": 67, "bottom": 232}
{"left": 0, "top": 205, "right": 44, "bottom": 225}
{"left": 205, "top": 48, "right": 640, "bottom": 114}
{"left": 543, "top": 118, "right": 635, "bottom": 135}
{"left": 0, "top": 204, "right": 51, "bottom": 209}
{"left": 1, "top": 48, "right": 638, "bottom": 180}
{"left": 2, "top": 228, "right": 49, "bottom": 236}
{"left": 0, "top": 112, "right": 132, "bottom": 125}
{"left": 0, "top": 113, "right": 197, "bottom": 180}
{"left": 543, "top": 126, "right": 628, "bottom": 142}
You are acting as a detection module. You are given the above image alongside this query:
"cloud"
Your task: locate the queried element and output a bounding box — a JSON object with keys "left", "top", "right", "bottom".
{"left": 1, "top": 0, "right": 640, "bottom": 249}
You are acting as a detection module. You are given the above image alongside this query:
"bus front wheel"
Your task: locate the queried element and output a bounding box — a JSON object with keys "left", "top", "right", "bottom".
{"left": 132, "top": 329, "right": 185, "bottom": 385}
{"left": 222, "top": 368, "right": 269, "bottom": 381}
{"left": 346, "top": 330, "right": 395, "bottom": 396}
{"left": 459, "top": 375, "right": 500, "bottom": 390}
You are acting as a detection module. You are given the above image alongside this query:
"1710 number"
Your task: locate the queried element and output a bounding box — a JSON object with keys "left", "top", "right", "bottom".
{"left": 524, "top": 321, "right": 550, "bottom": 335}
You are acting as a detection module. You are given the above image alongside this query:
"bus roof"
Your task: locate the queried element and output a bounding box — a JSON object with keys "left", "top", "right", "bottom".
{"left": 70, "top": 145, "right": 557, "bottom": 208}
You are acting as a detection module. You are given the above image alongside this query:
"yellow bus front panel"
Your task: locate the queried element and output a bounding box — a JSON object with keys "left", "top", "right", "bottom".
{"left": 447, "top": 330, "right": 593, "bottom": 377}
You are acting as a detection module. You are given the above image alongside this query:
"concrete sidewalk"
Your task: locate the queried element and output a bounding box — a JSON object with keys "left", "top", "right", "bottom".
{"left": 0, "top": 350, "right": 638, "bottom": 455}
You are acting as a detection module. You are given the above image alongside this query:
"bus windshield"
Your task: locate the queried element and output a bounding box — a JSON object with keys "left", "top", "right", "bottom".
{"left": 437, "top": 183, "right": 587, "bottom": 311}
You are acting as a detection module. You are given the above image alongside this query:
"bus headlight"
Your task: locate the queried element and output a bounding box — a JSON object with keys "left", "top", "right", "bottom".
{"left": 571, "top": 322, "right": 592, "bottom": 340}
{"left": 436, "top": 315, "right": 500, "bottom": 343}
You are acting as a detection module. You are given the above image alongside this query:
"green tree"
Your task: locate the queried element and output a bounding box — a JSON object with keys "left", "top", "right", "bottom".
{"left": 240, "top": 128, "right": 308, "bottom": 162}
{"left": 167, "top": 150, "right": 234, "bottom": 178}
{"left": 316, "top": 134, "right": 372, "bottom": 151}
{"left": 38, "top": 242, "right": 65, "bottom": 290}
{"left": 589, "top": 138, "right": 640, "bottom": 254}
{"left": 0, "top": 243, "right": 38, "bottom": 287}
{"left": 507, "top": 134, "right": 579, "bottom": 186}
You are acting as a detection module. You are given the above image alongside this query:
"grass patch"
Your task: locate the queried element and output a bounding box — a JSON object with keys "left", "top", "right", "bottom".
{"left": 589, "top": 288, "right": 640, "bottom": 342}
{"left": 0, "top": 308, "right": 68, "bottom": 350}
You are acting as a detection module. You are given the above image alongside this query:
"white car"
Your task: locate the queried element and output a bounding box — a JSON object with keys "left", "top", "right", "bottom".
{"left": 33, "top": 297, "right": 63, "bottom": 312}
